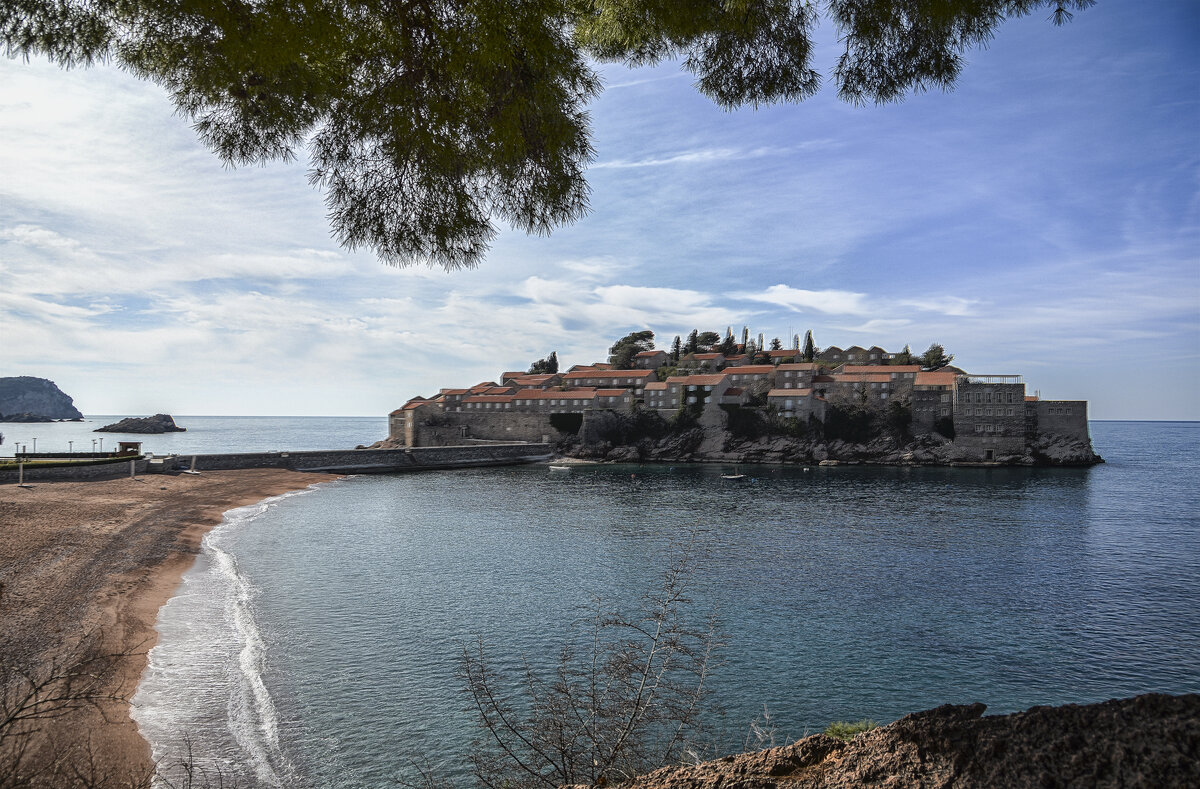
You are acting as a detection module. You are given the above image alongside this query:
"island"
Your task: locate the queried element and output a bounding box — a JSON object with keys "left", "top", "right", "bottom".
{"left": 94, "top": 414, "right": 186, "bottom": 434}
{"left": 379, "top": 330, "right": 1102, "bottom": 467}
{"left": 0, "top": 376, "right": 84, "bottom": 421}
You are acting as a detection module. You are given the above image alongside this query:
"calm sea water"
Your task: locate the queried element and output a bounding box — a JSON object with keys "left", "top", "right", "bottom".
{"left": 0, "top": 415, "right": 386, "bottom": 455}
{"left": 131, "top": 421, "right": 1200, "bottom": 787}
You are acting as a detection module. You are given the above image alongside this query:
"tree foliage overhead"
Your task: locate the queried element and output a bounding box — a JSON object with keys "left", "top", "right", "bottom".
{"left": 2, "top": 0, "right": 1093, "bottom": 268}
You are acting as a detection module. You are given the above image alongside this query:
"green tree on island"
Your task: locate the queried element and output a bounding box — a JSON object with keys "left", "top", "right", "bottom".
{"left": 2, "top": 1, "right": 1094, "bottom": 269}
{"left": 670, "top": 335, "right": 682, "bottom": 363}
{"left": 696, "top": 331, "right": 721, "bottom": 352}
{"left": 609, "top": 330, "right": 654, "bottom": 369}
{"left": 802, "top": 330, "right": 817, "bottom": 363}
{"left": 528, "top": 351, "right": 559, "bottom": 374}
{"left": 921, "top": 343, "right": 955, "bottom": 370}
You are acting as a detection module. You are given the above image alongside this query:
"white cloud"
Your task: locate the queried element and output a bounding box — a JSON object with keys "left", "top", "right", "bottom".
{"left": 741, "top": 285, "right": 872, "bottom": 315}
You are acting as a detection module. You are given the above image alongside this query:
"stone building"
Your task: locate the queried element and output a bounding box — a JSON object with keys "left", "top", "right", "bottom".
{"left": 953, "top": 375, "right": 1029, "bottom": 459}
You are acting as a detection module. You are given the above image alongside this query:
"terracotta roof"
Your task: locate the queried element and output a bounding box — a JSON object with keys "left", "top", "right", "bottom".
{"left": 725, "top": 365, "right": 774, "bottom": 375}
{"left": 1025, "top": 395, "right": 1039, "bottom": 402}
{"left": 776, "top": 363, "right": 820, "bottom": 371}
{"left": 767, "top": 388, "right": 812, "bottom": 397}
{"left": 832, "top": 373, "right": 892, "bottom": 384}
{"left": 840, "top": 365, "right": 921, "bottom": 375}
{"left": 693, "top": 352, "right": 724, "bottom": 360}
{"left": 469, "top": 381, "right": 498, "bottom": 392}
{"left": 401, "top": 400, "right": 430, "bottom": 411}
{"left": 440, "top": 388, "right": 469, "bottom": 396}
{"left": 766, "top": 349, "right": 796, "bottom": 357}
{"left": 685, "top": 374, "right": 726, "bottom": 386}
{"left": 596, "top": 388, "right": 631, "bottom": 396}
{"left": 914, "top": 371, "right": 958, "bottom": 387}
{"left": 644, "top": 381, "right": 668, "bottom": 390}
{"left": 563, "top": 369, "right": 655, "bottom": 380}
{"left": 665, "top": 376, "right": 689, "bottom": 384}
{"left": 634, "top": 350, "right": 666, "bottom": 357}
{"left": 499, "top": 372, "right": 525, "bottom": 379}
{"left": 511, "top": 388, "right": 598, "bottom": 400}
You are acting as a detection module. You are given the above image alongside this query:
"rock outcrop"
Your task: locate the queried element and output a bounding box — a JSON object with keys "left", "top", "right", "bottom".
{"left": 94, "top": 414, "right": 185, "bottom": 433}
{"left": 0, "top": 377, "right": 84, "bottom": 421}
{"left": 614, "top": 693, "right": 1198, "bottom": 788}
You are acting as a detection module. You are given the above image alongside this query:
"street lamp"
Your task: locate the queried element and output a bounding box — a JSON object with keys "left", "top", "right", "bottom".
{"left": 69, "top": 440, "right": 73, "bottom": 454}
{"left": 92, "top": 439, "right": 97, "bottom": 453}
{"left": 98, "top": 438, "right": 104, "bottom": 453}
{"left": 31, "top": 438, "right": 36, "bottom": 453}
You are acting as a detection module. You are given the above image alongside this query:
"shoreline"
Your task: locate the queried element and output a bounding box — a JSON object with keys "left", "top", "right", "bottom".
{"left": 0, "top": 468, "right": 338, "bottom": 783}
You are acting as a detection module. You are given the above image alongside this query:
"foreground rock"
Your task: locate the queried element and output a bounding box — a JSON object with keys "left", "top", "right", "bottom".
{"left": 0, "top": 376, "right": 84, "bottom": 420}
{"left": 95, "top": 414, "right": 186, "bottom": 433}
{"left": 615, "top": 694, "right": 1198, "bottom": 788}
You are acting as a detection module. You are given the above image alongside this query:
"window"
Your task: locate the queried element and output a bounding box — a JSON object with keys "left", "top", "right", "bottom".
{"left": 1066, "top": 408, "right": 1073, "bottom": 415}
{"left": 1006, "top": 408, "right": 1014, "bottom": 416}
{"left": 1007, "top": 392, "right": 1014, "bottom": 403}
{"left": 986, "top": 391, "right": 993, "bottom": 404}
{"left": 975, "top": 424, "right": 984, "bottom": 433}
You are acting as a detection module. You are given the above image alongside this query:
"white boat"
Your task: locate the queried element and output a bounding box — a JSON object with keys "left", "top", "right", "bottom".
{"left": 548, "top": 465, "right": 572, "bottom": 472}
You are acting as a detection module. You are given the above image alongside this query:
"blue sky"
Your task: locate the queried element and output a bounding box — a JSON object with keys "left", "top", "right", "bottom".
{"left": 1, "top": 1, "right": 1197, "bottom": 419}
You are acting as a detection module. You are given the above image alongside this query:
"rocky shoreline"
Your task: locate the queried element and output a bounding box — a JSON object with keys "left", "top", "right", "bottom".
{"left": 563, "top": 429, "right": 1103, "bottom": 468}
{"left": 607, "top": 693, "right": 1198, "bottom": 788}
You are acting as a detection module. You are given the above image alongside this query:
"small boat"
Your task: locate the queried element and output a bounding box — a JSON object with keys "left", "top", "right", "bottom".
{"left": 720, "top": 467, "right": 747, "bottom": 481}
{"left": 548, "top": 465, "right": 572, "bottom": 472}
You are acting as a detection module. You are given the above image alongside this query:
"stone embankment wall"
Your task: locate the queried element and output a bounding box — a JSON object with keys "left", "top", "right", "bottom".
{"left": 0, "top": 457, "right": 148, "bottom": 483}
{"left": 406, "top": 412, "right": 560, "bottom": 446}
{"left": 1, "top": 445, "right": 551, "bottom": 483}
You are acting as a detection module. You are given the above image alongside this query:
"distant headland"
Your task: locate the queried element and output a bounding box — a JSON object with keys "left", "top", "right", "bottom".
{"left": 0, "top": 376, "right": 84, "bottom": 422}
{"left": 380, "top": 329, "right": 1102, "bottom": 467}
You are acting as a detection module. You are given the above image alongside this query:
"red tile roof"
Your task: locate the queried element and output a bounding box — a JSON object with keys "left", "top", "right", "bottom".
{"left": 440, "top": 388, "right": 469, "bottom": 396}
{"left": 644, "top": 382, "right": 668, "bottom": 390}
{"left": 840, "top": 365, "right": 921, "bottom": 375}
{"left": 634, "top": 350, "right": 666, "bottom": 357}
{"left": 693, "top": 352, "right": 724, "bottom": 360}
{"left": 1025, "top": 395, "right": 1039, "bottom": 402}
{"left": 776, "top": 363, "right": 820, "bottom": 372}
{"left": 768, "top": 388, "right": 812, "bottom": 397}
{"left": 685, "top": 374, "right": 726, "bottom": 386}
{"left": 832, "top": 373, "right": 892, "bottom": 384}
{"left": 563, "top": 369, "right": 655, "bottom": 381}
{"left": 725, "top": 365, "right": 774, "bottom": 374}
{"left": 596, "top": 388, "right": 631, "bottom": 396}
{"left": 914, "top": 371, "right": 957, "bottom": 387}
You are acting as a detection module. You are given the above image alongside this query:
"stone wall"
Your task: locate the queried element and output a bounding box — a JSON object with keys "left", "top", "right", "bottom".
{"left": 0, "top": 457, "right": 148, "bottom": 483}
{"left": 1034, "top": 400, "right": 1090, "bottom": 441}
{"left": 409, "top": 411, "right": 560, "bottom": 447}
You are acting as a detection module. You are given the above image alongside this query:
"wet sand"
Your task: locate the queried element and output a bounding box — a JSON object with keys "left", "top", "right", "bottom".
{"left": 0, "top": 469, "right": 335, "bottom": 784}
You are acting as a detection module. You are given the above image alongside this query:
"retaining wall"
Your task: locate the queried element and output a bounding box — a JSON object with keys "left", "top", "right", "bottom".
{"left": 0, "top": 457, "right": 149, "bottom": 483}
{"left": 161, "top": 443, "right": 552, "bottom": 474}
{"left": 1, "top": 444, "right": 552, "bottom": 483}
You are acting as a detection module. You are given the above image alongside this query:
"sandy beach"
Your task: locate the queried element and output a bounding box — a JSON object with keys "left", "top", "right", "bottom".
{"left": 0, "top": 469, "right": 334, "bottom": 786}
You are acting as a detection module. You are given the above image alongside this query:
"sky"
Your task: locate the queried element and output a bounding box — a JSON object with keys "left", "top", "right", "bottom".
{"left": 1, "top": 1, "right": 1197, "bottom": 419}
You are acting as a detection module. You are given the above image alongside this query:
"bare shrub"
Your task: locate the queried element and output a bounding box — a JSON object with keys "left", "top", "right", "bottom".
{"left": 459, "top": 548, "right": 722, "bottom": 788}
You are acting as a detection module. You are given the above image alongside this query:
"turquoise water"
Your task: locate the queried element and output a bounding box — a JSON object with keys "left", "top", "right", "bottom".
{"left": 132, "top": 422, "right": 1200, "bottom": 786}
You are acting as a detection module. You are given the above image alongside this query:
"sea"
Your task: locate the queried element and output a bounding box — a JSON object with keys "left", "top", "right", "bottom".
{"left": 21, "top": 418, "right": 1196, "bottom": 787}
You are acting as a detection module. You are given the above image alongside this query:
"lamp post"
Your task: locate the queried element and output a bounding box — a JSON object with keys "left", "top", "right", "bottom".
{"left": 69, "top": 440, "right": 73, "bottom": 454}
{"left": 31, "top": 438, "right": 36, "bottom": 453}
{"left": 92, "top": 439, "right": 97, "bottom": 454}
{"left": 99, "top": 438, "right": 104, "bottom": 453}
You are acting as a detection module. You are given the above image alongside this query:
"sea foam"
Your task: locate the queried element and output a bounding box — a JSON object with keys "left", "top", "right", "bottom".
{"left": 132, "top": 486, "right": 323, "bottom": 787}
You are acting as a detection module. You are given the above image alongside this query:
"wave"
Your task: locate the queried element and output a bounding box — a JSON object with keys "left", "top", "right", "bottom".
{"left": 132, "top": 482, "right": 332, "bottom": 786}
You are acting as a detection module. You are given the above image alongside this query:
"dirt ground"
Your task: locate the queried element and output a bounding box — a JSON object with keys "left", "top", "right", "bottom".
{"left": 0, "top": 469, "right": 334, "bottom": 786}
